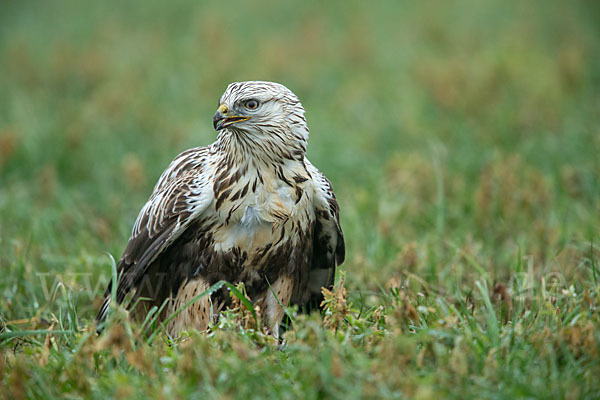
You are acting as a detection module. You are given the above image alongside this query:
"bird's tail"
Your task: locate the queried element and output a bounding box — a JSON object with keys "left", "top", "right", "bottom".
{"left": 95, "top": 280, "right": 114, "bottom": 333}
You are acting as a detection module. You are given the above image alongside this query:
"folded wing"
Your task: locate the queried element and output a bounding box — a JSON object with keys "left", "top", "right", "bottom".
{"left": 96, "top": 148, "right": 213, "bottom": 324}
{"left": 296, "top": 160, "right": 345, "bottom": 310}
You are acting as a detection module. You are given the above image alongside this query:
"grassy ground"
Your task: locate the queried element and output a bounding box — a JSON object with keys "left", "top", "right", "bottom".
{"left": 1, "top": 0, "right": 599, "bottom": 398}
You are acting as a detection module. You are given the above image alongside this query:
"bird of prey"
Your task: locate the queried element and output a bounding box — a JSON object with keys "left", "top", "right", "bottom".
{"left": 97, "top": 81, "right": 345, "bottom": 336}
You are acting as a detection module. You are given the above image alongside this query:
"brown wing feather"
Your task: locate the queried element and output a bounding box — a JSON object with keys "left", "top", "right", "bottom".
{"left": 296, "top": 160, "right": 345, "bottom": 311}
{"left": 97, "top": 148, "right": 212, "bottom": 324}
{"left": 153, "top": 147, "right": 207, "bottom": 191}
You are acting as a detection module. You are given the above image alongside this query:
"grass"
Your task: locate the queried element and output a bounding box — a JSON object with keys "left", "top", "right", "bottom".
{"left": 1, "top": 0, "right": 599, "bottom": 398}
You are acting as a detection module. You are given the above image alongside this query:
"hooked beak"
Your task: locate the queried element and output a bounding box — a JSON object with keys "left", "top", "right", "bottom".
{"left": 213, "top": 104, "right": 250, "bottom": 131}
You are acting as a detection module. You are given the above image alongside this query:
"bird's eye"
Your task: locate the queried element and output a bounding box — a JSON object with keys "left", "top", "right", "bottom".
{"left": 245, "top": 99, "right": 259, "bottom": 110}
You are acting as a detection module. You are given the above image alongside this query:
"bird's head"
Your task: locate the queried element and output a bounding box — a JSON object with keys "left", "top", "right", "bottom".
{"left": 213, "top": 81, "right": 309, "bottom": 158}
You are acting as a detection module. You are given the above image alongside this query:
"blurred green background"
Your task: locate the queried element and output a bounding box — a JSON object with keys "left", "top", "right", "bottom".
{"left": 1, "top": 0, "right": 599, "bottom": 314}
